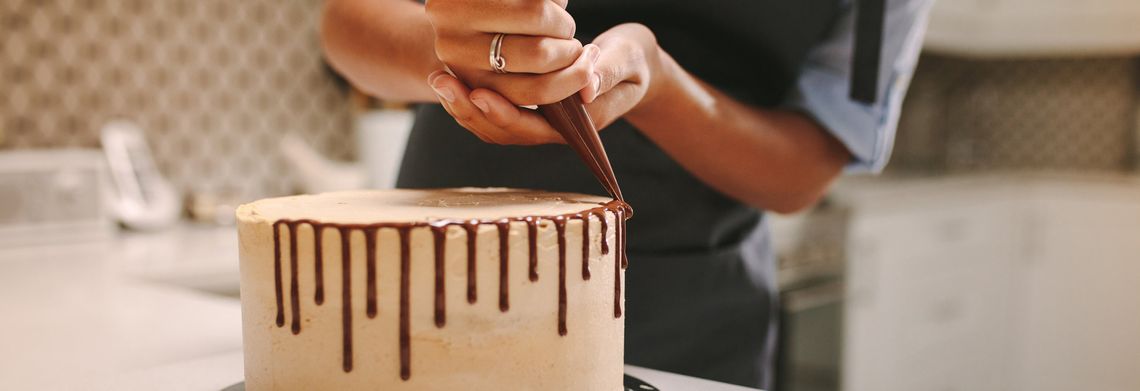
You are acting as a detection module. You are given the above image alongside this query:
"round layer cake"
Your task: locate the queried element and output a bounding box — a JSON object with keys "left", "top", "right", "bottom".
{"left": 236, "top": 188, "right": 628, "bottom": 390}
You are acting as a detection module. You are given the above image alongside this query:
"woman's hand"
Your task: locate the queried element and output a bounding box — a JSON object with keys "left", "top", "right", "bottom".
{"left": 425, "top": 0, "right": 596, "bottom": 106}
{"left": 428, "top": 23, "right": 666, "bottom": 145}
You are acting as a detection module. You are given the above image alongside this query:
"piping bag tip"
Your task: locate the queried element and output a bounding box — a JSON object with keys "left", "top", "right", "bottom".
{"left": 537, "top": 95, "right": 629, "bottom": 217}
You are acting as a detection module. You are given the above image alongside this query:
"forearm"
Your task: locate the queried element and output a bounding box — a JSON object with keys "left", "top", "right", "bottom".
{"left": 320, "top": 0, "right": 441, "bottom": 102}
{"left": 627, "top": 50, "right": 850, "bottom": 214}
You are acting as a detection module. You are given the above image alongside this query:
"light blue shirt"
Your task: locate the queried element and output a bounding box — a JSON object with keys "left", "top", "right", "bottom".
{"left": 785, "top": 0, "right": 935, "bottom": 173}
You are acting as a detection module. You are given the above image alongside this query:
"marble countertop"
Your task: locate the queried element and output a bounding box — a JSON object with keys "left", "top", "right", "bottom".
{"left": 0, "top": 225, "right": 757, "bottom": 391}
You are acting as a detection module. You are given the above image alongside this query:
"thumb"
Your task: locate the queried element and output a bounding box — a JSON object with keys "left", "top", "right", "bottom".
{"left": 579, "top": 42, "right": 636, "bottom": 104}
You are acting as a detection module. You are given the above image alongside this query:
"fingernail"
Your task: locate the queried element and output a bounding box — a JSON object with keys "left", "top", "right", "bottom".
{"left": 586, "top": 44, "right": 600, "bottom": 63}
{"left": 431, "top": 84, "right": 454, "bottom": 103}
{"left": 471, "top": 97, "right": 490, "bottom": 113}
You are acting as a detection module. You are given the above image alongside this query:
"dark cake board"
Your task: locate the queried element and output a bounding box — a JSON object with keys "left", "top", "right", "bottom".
{"left": 222, "top": 374, "right": 659, "bottom": 390}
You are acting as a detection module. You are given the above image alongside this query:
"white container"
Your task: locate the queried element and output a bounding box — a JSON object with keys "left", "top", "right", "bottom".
{"left": 0, "top": 149, "right": 116, "bottom": 249}
{"left": 356, "top": 107, "right": 415, "bottom": 189}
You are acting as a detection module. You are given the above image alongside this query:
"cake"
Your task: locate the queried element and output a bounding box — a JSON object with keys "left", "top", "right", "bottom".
{"left": 236, "top": 188, "right": 629, "bottom": 390}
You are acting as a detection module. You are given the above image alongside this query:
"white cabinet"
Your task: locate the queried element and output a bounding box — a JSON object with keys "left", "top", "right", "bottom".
{"left": 925, "top": 0, "right": 1140, "bottom": 57}
{"left": 1010, "top": 184, "right": 1140, "bottom": 391}
{"left": 838, "top": 176, "right": 1140, "bottom": 391}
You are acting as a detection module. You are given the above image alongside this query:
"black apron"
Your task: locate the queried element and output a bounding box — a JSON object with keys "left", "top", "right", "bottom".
{"left": 398, "top": 1, "right": 844, "bottom": 387}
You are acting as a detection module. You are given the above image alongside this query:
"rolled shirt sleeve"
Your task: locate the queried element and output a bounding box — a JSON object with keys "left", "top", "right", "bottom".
{"left": 784, "top": 0, "right": 935, "bottom": 173}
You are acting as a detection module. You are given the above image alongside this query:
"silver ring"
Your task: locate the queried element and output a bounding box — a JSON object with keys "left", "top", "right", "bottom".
{"left": 489, "top": 33, "right": 508, "bottom": 74}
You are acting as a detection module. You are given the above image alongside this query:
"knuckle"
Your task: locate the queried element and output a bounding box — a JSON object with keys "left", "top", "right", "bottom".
{"left": 485, "top": 109, "right": 514, "bottom": 127}
{"left": 485, "top": 115, "right": 508, "bottom": 128}
{"left": 538, "top": 4, "right": 574, "bottom": 38}
{"left": 452, "top": 109, "right": 477, "bottom": 123}
{"left": 523, "top": 84, "right": 559, "bottom": 105}
{"left": 516, "top": 40, "right": 544, "bottom": 65}
{"left": 516, "top": 86, "right": 554, "bottom": 105}
{"left": 530, "top": 39, "right": 561, "bottom": 65}
{"left": 506, "top": 89, "right": 540, "bottom": 105}
{"left": 520, "top": 2, "right": 549, "bottom": 26}
{"left": 565, "top": 17, "right": 577, "bottom": 39}
{"left": 621, "top": 22, "right": 651, "bottom": 35}
{"left": 538, "top": 89, "right": 566, "bottom": 105}
{"left": 522, "top": 0, "right": 547, "bottom": 15}
{"left": 631, "top": 23, "right": 658, "bottom": 45}
{"left": 423, "top": 1, "right": 449, "bottom": 21}
{"left": 569, "top": 63, "right": 592, "bottom": 85}
{"left": 433, "top": 37, "right": 462, "bottom": 63}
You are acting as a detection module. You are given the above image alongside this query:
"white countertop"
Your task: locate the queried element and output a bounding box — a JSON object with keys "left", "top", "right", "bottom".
{"left": 0, "top": 225, "right": 757, "bottom": 391}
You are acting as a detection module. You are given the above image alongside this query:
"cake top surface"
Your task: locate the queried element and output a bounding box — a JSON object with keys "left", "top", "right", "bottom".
{"left": 237, "top": 188, "right": 614, "bottom": 224}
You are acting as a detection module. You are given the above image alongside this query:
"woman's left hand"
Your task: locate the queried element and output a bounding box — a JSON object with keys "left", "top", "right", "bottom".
{"left": 428, "top": 23, "right": 666, "bottom": 145}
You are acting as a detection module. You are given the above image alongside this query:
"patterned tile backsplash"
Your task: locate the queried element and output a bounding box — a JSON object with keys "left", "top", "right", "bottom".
{"left": 0, "top": 0, "right": 354, "bottom": 200}
{"left": 890, "top": 55, "right": 1139, "bottom": 174}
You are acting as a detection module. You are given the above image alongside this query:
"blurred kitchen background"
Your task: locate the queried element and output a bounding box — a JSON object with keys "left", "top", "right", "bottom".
{"left": 2, "top": 0, "right": 1139, "bottom": 390}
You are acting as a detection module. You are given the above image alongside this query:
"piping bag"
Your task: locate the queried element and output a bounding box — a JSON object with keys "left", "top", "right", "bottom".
{"left": 441, "top": 62, "right": 625, "bottom": 205}
{"left": 537, "top": 0, "right": 625, "bottom": 205}
{"left": 537, "top": 95, "right": 627, "bottom": 206}
{"left": 538, "top": 95, "right": 630, "bottom": 268}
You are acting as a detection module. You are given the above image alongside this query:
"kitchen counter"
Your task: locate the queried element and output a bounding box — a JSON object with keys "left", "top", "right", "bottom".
{"left": 0, "top": 226, "right": 244, "bottom": 390}
{"left": 115, "top": 351, "right": 756, "bottom": 391}
{"left": 0, "top": 225, "right": 757, "bottom": 391}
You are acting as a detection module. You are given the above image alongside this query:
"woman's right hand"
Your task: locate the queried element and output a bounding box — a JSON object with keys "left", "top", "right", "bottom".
{"left": 424, "top": 0, "right": 595, "bottom": 106}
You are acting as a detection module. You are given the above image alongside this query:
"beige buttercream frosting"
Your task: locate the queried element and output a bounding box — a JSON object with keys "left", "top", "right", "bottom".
{"left": 242, "top": 187, "right": 613, "bottom": 223}
{"left": 236, "top": 188, "right": 625, "bottom": 391}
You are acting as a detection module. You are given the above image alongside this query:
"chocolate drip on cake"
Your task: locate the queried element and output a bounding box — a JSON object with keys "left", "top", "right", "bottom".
{"left": 431, "top": 225, "right": 447, "bottom": 328}
{"left": 269, "top": 200, "right": 629, "bottom": 380}
{"left": 273, "top": 222, "right": 285, "bottom": 328}
{"left": 525, "top": 216, "right": 538, "bottom": 281}
{"left": 288, "top": 223, "right": 301, "bottom": 334}
{"left": 496, "top": 220, "right": 511, "bottom": 312}
{"left": 338, "top": 226, "right": 354, "bottom": 372}
{"left": 364, "top": 227, "right": 379, "bottom": 319}
{"left": 580, "top": 213, "right": 591, "bottom": 280}
{"left": 554, "top": 216, "right": 568, "bottom": 336}
{"left": 596, "top": 210, "right": 609, "bottom": 255}
{"left": 464, "top": 222, "right": 478, "bottom": 304}
{"left": 614, "top": 208, "right": 625, "bottom": 318}
{"left": 619, "top": 206, "right": 630, "bottom": 270}
{"left": 313, "top": 225, "right": 325, "bottom": 305}
{"left": 397, "top": 227, "right": 412, "bottom": 381}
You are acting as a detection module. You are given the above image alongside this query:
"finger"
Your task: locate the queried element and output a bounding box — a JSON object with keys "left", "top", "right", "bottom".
{"left": 436, "top": 90, "right": 500, "bottom": 144}
{"left": 429, "top": 71, "right": 513, "bottom": 143}
{"left": 436, "top": 33, "right": 583, "bottom": 74}
{"left": 585, "top": 82, "right": 643, "bottom": 129}
{"left": 579, "top": 39, "right": 644, "bottom": 103}
{"left": 501, "top": 35, "right": 583, "bottom": 73}
{"left": 434, "top": 74, "right": 522, "bottom": 144}
{"left": 441, "top": 101, "right": 497, "bottom": 144}
{"left": 427, "top": 0, "right": 575, "bottom": 39}
{"left": 478, "top": 44, "right": 599, "bottom": 105}
{"left": 469, "top": 88, "right": 565, "bottom": 144}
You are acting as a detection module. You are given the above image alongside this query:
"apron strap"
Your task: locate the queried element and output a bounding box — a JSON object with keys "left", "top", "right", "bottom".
{"left": 850, "top": 0, "right": 885, "bottom": 104}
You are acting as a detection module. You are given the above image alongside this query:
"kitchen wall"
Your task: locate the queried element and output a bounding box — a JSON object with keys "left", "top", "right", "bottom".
{"left": 5, "top": 1, "right": 1136, "bottom": 195}
{"left": 0, "top": 0, "right": 354, "bottom": 200}
{"left": 889, "top": 55, "right": 1139, "bottom": 174}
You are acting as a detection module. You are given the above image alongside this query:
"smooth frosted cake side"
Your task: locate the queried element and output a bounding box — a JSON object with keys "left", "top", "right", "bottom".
{"left": 236, "top": 188, "right": 628, "bottom": 390}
